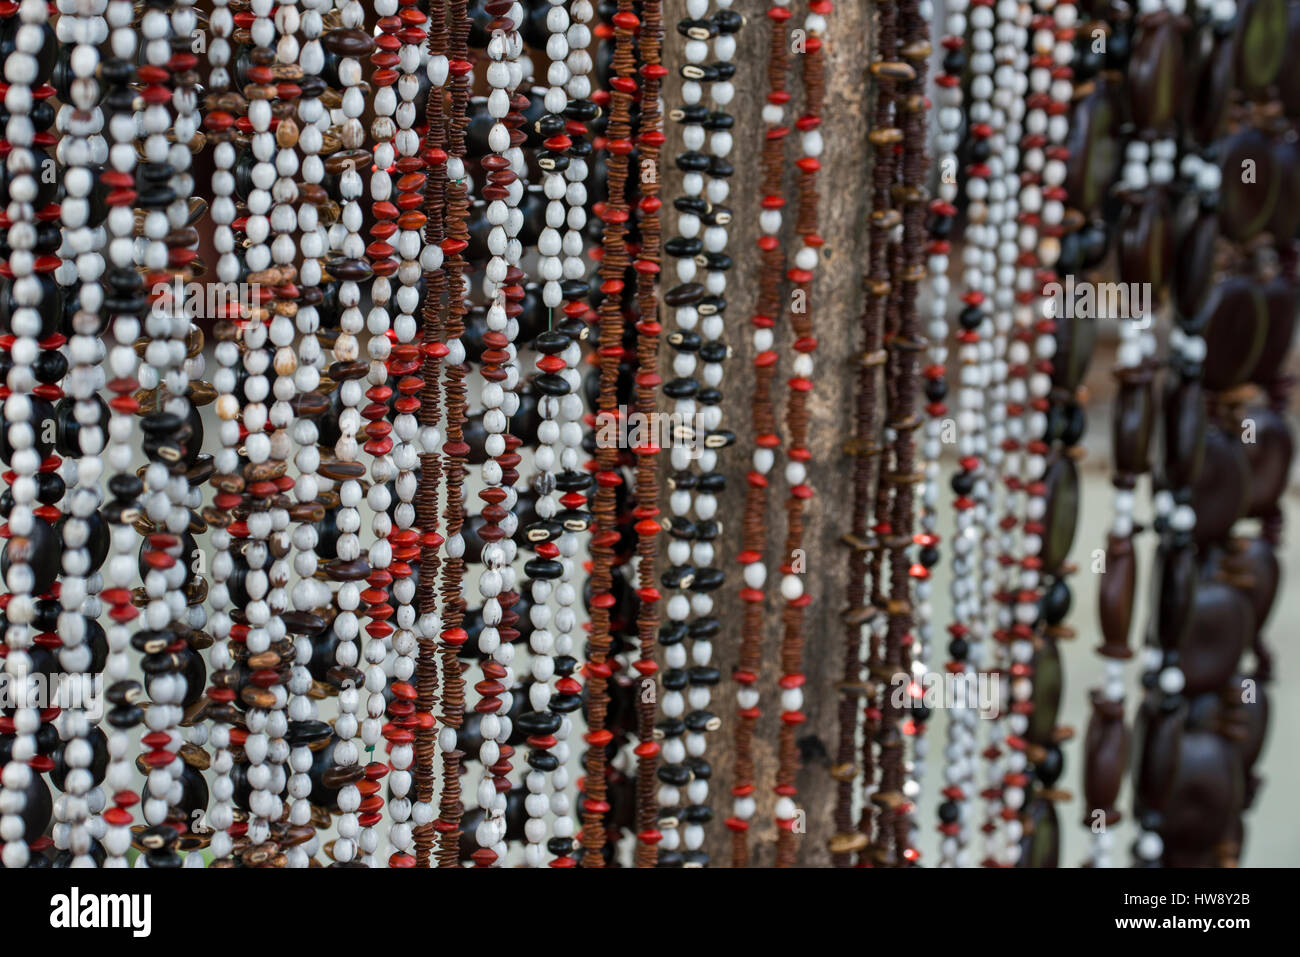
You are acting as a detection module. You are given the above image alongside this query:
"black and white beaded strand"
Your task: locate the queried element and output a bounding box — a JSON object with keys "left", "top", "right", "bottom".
{"left": 518, "top": 0, "right": 578, "bottom": 868}
{"left": 97, "top": 0, "right": 142, "bottom": 869}
{"left": 51, "top": 0, "right": 108, "bottom": 869}
{"left": 0, "top": 0, "right": 52, "bottom": 872}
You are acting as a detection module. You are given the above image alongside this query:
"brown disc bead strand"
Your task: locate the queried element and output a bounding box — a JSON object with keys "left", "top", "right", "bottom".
{"left": 631, "top": 0, "right": 667, "bottom": 870}
{"left": 832, "top": 0, "right": 904, "bottom": 869}
{"left": 434, "top": 0, "right": 473, "bottom": 869}
{"left": 870, "top": 0, "right": 929, "bottom": 868}
{"left": 772, "top": 0, "right": 831, "bottom": 870}
{"left": 728, "top": 0, "right": 790, "bottom": 869}
{"left": 580, "top": 0, "right": 638, "bottom": 868}
{"left": 413, "top": 0, "right": 452, "bottom": 869}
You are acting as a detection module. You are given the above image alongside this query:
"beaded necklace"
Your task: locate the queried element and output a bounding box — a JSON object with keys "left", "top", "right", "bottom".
{"left": 434, "top": 0, "right": 472, "bottom": 869}
{"left": 469, "top": 0, "right": 526, "bottom": 868}
{"left": 92, "top": 0, "right": 143, "bottom": 868}
{"left": 414, "top": 0, "right": 450, "bottom": 870}
{"left": 580, "top": 0, "right": 635, "bottom": 868}
{"left": 629, "top": 0, "right": 665, "bottom": 871}
{"left": 837, "top": 0, "right": 900, "bottom": 869}
{"left": 324, "top": 0, "right": 370, "bottom": 867}
{"left": 773, "top": 0, "right": 828, "bottom": 869}
{"left": 283, "top": 0, "right": 332, "bottom": 869}
{"left": 730, "top": 0, "right": 788, "bottom": 870}
{"left": 0, "top": 0, "right": 54, "bottom": 870}
{"left": 51, "top": 0, "right": 107, "bottom": 869}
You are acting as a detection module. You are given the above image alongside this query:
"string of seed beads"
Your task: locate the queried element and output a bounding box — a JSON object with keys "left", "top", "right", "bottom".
{"left": 839, "top": 0, "right": 901, "bottom": 868}
{"left": 973, "top": 0, "right": 1023, "bottom": 868}
{"left": 681, "top": 0, "right": 739, "bottom": 869}
{"left": 235, "top": 0, "right": 288, "bottom": 864}
{"left": 539, "top": 0, "right": 595, "bottom": 870}
{"left": 517, "top": 0, "right": 578, "bottom": 869}
{"left": 658, "top": 0, "right": 714, "bottom": 868}
{"left": 134, "top": 0, "right": 196, "bottom": 865}
{"left": 258, "top": 0, "right": 299, "bottom": 866}
{"left": 50, "top": 0, "right": 107, "bottom": 868}
{"left": 1000, "top": 0, "right": 1071, "bottom": 868}
{"left": 960, "top": 0, "right": 1009, "bottom": 870}
{"left": 434, "top": 0, "right": 472, "bottom": 869}
{"left": 928, "top": 0, "right": 966, "bottom": 868}
{"left": 0, "top": 0, "right": 52, "bottom": 871}
{"left": 580, "top": 0, "right": 636, "bottom": 869}
{"left": 205, "top": 0, "right": 241, "bottom": 862}
{"left": 358, "top": 5, "right": 401, "bottom": 866}
{"left": 945, "top": 0, "right": 1000, "bottom": 867}
{"left": 729, "top": 0, "right": 789, "bottom": 869}
{"left": 412, "top": 0, "right": 449, "bottom": 870}
{"left": 380, "top": 0, "right": 431, "bottom": 871}
{"left": 470, "top": 0, "right": 527, "bottom": 868}
{"left": 771, "top": 0, "right": 828, "bottom": 869}
{"left": 630, "top": 0, "right": 667, "bottom": 871}
{"left": 94, "top": 0, "right": 143, "bottom": 868}
{"left": 327, "top": 0, "right": 370, "bottom": 867}
{"left": 875, "top": 0, "right": 928, "bottom": 866}
{"left": 282, "top": 0, "right": 332, "bottom": 870}
{"left": 903, "top": 0, "right": 945, "bottom": 865}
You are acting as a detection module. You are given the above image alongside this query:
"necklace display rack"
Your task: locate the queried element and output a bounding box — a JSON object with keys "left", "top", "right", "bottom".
{"left": 0, "top": 0, "right": 1295, "bottom": 871}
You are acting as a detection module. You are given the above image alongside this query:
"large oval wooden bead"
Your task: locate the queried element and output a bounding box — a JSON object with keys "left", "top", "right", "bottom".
{"left": 1162, "top": 731, "right": 1243, "bottom": 867}
{"left": 1242, "top": 405, "right": 1293, "bottom": 517}
{"left": 1251, "top": 274, "right": 1299, "bottom": 386}
{"left": 1132, "top": 695, "right": 1186, "bottom": 816}
{"left": 1192, "top": 31, "right": 1236, "bottom": 143}
{"left": 1019, "top": 798, "right": 1060, "bottom": 870}
{"left": 1236, "top": 0, "right": 1287, "bottom": 94}
{"left": 1200, "top": 276, "right": 1268, "bottom": 391}
{"left": 1111, "top": 368, "right": 1154, "bottom": 477}
{"left": 1052, "top": 301, "right": 1097, "bottom": 393}
{"left": 1218, "top": 128, "right": 1280, "bottom": 243}
{"left": 1065, "top": 81, "right": 1121, "bottom": 216}
{"left": 1162, "top": 376, "right": 1206, "bottom": 490}
{"left": 1028, "top": 637, "right": 1062, "bottom": 747}
{"left": 1172, "top": 210, "right": 1219, "bottom": 320}
{"left": 1082, "top": 693, "right": 1129, "bottom": 826}
{"left": 1191, "top": 424, "right": 1251, "bottom": 548}
{"left": 1040, "top": 455, "right": 1080, "bottom": 573}
{"left": 1118, "top": 194, "right": 1172, "bottom": 302}
{"left": 1280, "top": 0, "right": 1300, "bottom": 117}
{"left": 1129, "top": 19, "right": 1184, "bottom": 132}
{"left": 1097, "top": 533, "right": 1136, "bottom": 660}
{"left": 1153, "top": 540, "right": 1198, "bottom": 653}
{"left": 1180, "top": 580, "right": 1253, "bottom": 696}
{"left": 1268, "top": 138, "right": 1300, "bottom": 243}
{"left": 1235, "top": 536, "right": 1281, "bottom": 633}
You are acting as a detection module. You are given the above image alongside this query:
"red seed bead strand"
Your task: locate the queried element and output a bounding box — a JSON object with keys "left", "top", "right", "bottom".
{"left": 581, "top": 0, "right": 637, "bottom": 868}
{"left": 413, "top": 0, "right": 450, "bottom": 869}
{"left": 730, "top": 0, "right": 790, "bottom": 870}
{"left": 773, "top": 0, "right": 829, "bottom": 869}
{"left": 469, "top": 0, "right": 527, "bottom": 869}
{"left": 630, "top": 0, "right": 666, "bottom": 872}
{"left": 434, "top": 0, "right": 472, "bottom": 870}
{"left": 378, "top": 0, "right": 430, "bottom": 870}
